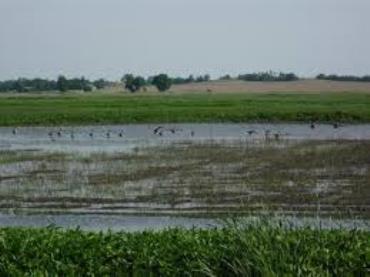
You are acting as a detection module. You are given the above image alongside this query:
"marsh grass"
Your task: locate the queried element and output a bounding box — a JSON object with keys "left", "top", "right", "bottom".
{"left": 0, "top": 140, "right": 369, "bottom": 217}
{"left": 0, "top": 219, "right": 369, "bottom": 276}
{"left": 0, "top": 150, "right": 67, "bottom": 164}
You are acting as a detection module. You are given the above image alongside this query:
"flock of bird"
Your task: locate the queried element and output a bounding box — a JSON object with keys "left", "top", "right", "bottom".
{"left": 9, "top": 126, "right": 195, "bottom": 140}
{"left": 244, "top": 122, "right": 344, "bottom": 141}
{"left": 9, "top": 122, "right": 343, "bottom": 141}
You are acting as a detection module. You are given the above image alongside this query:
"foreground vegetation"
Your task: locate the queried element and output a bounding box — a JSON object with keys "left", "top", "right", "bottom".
{"left": 1, "top": 92, "right": 370, "bottom": 125}
{"left": 0, "top": 221, "right": 368, "bottom": 276}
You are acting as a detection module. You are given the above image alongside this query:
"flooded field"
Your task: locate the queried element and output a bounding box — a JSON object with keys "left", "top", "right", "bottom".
{"left": 1, "top": 124, "right": 370, "bottom": 229}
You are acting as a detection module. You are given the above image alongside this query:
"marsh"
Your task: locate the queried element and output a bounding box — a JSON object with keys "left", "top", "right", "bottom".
{"left": 0, "top": 124, "right": 369, "bottom": 222}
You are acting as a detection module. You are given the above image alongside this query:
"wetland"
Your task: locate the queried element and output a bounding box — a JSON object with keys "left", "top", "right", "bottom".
{"left": 1, "top": 123, "right": 369, "bottom": 228}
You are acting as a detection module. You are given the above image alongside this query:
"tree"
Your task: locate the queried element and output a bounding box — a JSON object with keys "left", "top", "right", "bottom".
{"left": 219, "top": 74, "right": 232, "bottom": 80}
{"left": 196, "top": 75, "right": 204, "bottom": 82}
{"left": 56, "top": 75, "right": 68, "bottom": 92}
{"left": 121, "top": 74, "right": 146, "bottom": 92}
{"left": 83, "top": 84, "right": 94, "bottom": 92}
{"left": 187, "top": 75, "right": 195, "bottom": 83}
{"left": 152, "top": 74, "right": 172, "bottom": 92}
{"left": 93, "top": 79, "right": 107, "bottom": 90}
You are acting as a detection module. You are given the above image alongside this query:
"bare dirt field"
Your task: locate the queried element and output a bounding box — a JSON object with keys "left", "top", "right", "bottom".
{"left": 171, "top": 79, "right": 370, "bottom": 93}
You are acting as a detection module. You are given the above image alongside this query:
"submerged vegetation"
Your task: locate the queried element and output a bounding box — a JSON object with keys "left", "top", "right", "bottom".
{"left": 1, "top": 140, "right": 369, "bottom": 217}
{"left": 1, "top": 92, "right": 370, "bottom": 126}
{"left": 0, "top": 221, "right": 369, "bottom": 276}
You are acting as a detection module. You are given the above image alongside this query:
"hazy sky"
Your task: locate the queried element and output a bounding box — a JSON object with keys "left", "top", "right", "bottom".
{"left": 1, "top": 0, "right": 369, "bottom": 80}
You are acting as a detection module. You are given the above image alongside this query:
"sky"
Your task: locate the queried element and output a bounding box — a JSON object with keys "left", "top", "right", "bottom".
{"left": 0, "top": 0, "right": 370, "bottom": 80}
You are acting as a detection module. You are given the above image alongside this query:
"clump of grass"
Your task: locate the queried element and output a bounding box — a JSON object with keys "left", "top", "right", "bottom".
{"left": 0, "top": 221, "right": 368, "bottom": 276}
{"left": 0, "top": 150, "right": 67, "bottom": 165}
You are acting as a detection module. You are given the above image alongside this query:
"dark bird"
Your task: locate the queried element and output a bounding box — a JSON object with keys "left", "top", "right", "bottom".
{"left": 106, "top": 131, "right": 111, "bottom": 139}
{"left": 168, "top": 127, "right": 182, "bottom": 134}
{"left": 246, "top": 130, "right": 257, "bottom": 136}
{"left": 48, "top": 131, "right": 55, "bottom": 142}
{"left": 264, "top": 130, "right": 271, "bottom": 140}
{"left": 57, "top": 128, "right": 62, "bottom": 137}
{"left": 12, "top": 128, "right": 17, "bottom": 135}
{"left": 190, "top": 130, "right": 195, "bottom": 137}
{"left": 333, "top": 122, "right": 340, "bottom": 129}
{"left": 118, "top": 131, "right": 124, "bottom": 137}
{"left": 273, "top": 133, "right": 280, "bottom": 140}
{"left": 310, "top": 122, "right": 315, "bottom": 129}
{"left": 89, "top": 131, "right": 94, "bottom": 138}
{"left": 153, "top": 126, "right": 164, "bottom": 135}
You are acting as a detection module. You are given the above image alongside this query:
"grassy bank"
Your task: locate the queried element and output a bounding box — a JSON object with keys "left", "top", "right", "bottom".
{"left": 0, "top": 222, "right": 369, "bottom": 276}
{"left": 1, "top": 92, "right": 370, "bottom": 126}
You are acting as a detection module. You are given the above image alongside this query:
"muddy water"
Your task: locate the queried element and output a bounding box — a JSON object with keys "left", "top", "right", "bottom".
{"left": 1, "top": 123, "right": 370, "bottom": 153}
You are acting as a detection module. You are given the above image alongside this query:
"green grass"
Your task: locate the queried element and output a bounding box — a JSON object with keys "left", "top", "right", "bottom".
{"left": 0, "top": 221, "right": 369, "bottom": 276}
{"left": 1, "top": 92, "right": 370, "bottom": 125}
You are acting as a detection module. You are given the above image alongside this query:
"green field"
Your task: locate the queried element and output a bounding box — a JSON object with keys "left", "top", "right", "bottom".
{"left": 1, "top": 92, "right": 370, "bottom": 126}
{"left": 0, "top": 222, "right": 369, "bottom": 276}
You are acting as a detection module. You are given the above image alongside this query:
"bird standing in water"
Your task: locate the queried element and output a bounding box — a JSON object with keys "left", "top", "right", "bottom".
{"left": 264, "top": 130, "right": 271, "bottom": 140}
{"left": 246, "top": 130, "right": 257, "bottom": 136}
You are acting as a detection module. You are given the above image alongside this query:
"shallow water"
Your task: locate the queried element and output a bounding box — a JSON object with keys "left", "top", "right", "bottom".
{"left": 0, "top": 214, "right": 368, "bottom": 231}
{"left": 1, "top": 123, "right": 370, "bottom": 153}
{"left": 1, "top": 123, "right": 370, "bottom": 228}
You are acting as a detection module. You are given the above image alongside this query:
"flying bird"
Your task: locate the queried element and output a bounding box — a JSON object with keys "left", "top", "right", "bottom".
{"left": 153, "top": 126, "right": 164, "bottom": 135}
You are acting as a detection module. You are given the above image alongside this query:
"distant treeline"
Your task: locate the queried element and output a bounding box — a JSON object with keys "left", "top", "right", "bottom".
{"left": 0, "top": 77, "right": 111, "bottom": 93}
{"left": 316, "top": 74, "right": 370, "bottom": 82}
{"left": 237, "top": 72, "right": 299, "bottom": 82}
{"left": 2, "top": 72, "right": 370, "bottom": 93}
{"left": 171, "top": 74, "right": 211, "bottom": 84}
